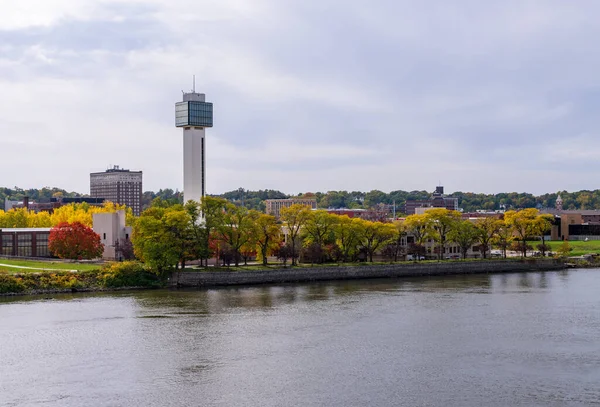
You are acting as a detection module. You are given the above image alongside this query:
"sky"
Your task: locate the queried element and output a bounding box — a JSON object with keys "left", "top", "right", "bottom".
{"left": 1, "top": 1, "right": 600, "bottom": 196}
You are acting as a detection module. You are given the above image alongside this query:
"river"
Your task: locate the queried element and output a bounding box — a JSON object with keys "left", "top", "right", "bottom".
{"left": 1, "top": 269, "right": 599, "bottom": 407}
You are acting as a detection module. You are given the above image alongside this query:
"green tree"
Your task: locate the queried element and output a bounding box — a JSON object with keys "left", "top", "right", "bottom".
{"left": 356, "top": 219, "right": 397, "bottom": 262}
{"left": 424, "top": 209, "right": 462, "bottom": 260}
{"left": 448, "top": 220, "right": 479, "bottom": 259}
{"left": 302, "top": 210, "right": 338, "bottom": 248}
{"left": 132, "top": 206, "right": 186, "bottom": 275}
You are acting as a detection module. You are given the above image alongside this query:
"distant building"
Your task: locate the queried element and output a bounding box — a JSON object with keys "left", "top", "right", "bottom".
{"left": 265, "top": 198, "right": 317, "bottom": 218}
{"left": 404, "top": 186, "right": 459, "bottom": 215}
{"left": 90, "top": 166, "right": 142, "bottom": 216}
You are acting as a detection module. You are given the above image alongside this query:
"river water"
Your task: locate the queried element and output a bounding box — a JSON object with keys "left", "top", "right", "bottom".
{"left": 1, "top": 270, "right": 599, "bottom": 407}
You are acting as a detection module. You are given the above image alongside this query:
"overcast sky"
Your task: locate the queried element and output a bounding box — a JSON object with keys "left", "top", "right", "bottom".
{"left": 1, "top": 1, "right": 599, "bottom": 195}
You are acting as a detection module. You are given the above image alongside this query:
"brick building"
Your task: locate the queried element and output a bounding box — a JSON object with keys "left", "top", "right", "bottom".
{"left": 90, "top": 166, "right": 142, "bottom": 216}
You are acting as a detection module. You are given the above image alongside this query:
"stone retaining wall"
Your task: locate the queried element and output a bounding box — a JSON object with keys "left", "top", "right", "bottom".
{"left": 170, "top": 259, "right": 565, "bottom": 288}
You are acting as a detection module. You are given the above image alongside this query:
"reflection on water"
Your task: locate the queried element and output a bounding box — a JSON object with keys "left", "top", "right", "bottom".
{"left": 1, "top": 269, "right": 599, "bottom": 407}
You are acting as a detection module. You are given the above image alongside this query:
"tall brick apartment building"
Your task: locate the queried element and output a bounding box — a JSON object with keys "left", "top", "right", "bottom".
{"left": 90, "top": 166, "right": 143, "bottom": 215}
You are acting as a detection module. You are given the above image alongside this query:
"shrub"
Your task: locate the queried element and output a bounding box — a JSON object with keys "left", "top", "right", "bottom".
{"left": 99, "top": 261, "right": 162, "bottom": 288}
{"left": 0, "top": 272, "right": 26, "bottom": 293}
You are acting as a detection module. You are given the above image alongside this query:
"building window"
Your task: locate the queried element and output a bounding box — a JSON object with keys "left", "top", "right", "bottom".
{"left": 17, "top": 234, "right": 32, "bottom": 257}
{"left": 2, "top": 235, "right": 14, "bottom": 256}
{"left": 36, "top": 233, "right": 49, "bottom": 257}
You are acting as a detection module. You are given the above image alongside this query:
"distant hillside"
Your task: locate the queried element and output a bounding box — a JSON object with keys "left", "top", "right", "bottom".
{"left": 3, "top": 186, "right": 600, "bottom": 214}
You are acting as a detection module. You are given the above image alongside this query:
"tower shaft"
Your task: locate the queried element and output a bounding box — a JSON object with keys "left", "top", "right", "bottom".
{"left": 183, "top": 127, "right": 206, "bottom": 204}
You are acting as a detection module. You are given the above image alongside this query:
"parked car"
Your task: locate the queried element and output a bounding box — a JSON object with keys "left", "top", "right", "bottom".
{"left": 406, "top": 255, "right": 426, "bottom": 261}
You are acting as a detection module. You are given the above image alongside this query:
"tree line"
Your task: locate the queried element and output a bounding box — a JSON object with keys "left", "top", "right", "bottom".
{"left": 6, "top": 185, "right": 600, "bottom": 214}
{"left": 131, "top": 198, "right": 559, "bottom": 275}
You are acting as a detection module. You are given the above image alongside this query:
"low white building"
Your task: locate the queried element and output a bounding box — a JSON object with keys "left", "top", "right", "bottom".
{"left": 92, "top": 210, "right": 132, "bottom": 261}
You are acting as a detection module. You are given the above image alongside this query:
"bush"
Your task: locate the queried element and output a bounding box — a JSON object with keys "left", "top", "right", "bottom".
{"left": 99, "top": 261, "right": 162, "bottom": 288}
{"left": 0, "top": 272, "right": 26, "bottom": 294}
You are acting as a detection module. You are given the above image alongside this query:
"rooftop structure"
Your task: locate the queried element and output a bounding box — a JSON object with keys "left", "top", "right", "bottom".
{"left": 403, "top": 186, "right": 459, "bottom": 215}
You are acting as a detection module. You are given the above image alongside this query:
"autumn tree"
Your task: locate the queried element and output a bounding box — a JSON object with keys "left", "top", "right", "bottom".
{"left": 199, "top": 196, "right": 228, "bottom": 265}
{"left": 48, "top": 222, "right": 104, "bottom": 260}
{"left": 403, "top": 214, "right": 429, "bottom": 261}
{"left": 492, "top": 220, "right": 514, "bottom": 259}
{"left": 217, "top": 205, "right": 257, "bottom": 267}
{"left": 280, "top": 204, "right": 312, "bottom": 266}
{"left": 252, "top": 214, "right": 282, "bottom": 266}
{"left": 474, "top": 217, "right": 501, "bottom": 259}
{"left": 355, "top": 219, "right": 397, "bottom": 262}
{"left": 533, "top": 213, "right": 554, "bottom": 252}
{"left": 504, "top": 209, "right": 539, "bottom": 257}
{"left": 334, "top": 216, "right": 362, "bottom": 262}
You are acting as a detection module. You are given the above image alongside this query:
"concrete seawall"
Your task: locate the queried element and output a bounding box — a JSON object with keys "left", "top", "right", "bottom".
{"left": 170, "top": 259, "right": 565, "bottom": 288}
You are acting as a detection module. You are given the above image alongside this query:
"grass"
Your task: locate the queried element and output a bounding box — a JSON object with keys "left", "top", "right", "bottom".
{"left": 0, "top": 258, "right": 100, "bottom": 274}
{"left": 541, "top": 240, "right": 600, "bottom": 257}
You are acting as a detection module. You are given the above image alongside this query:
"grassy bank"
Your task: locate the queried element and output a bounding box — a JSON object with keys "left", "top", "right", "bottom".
{"left": 528, "top": 240, "right": 600, "bottom": 257}
{"left": 0, "top": 261, "right": 165, "bottom": 295}
{"left": 0, "top": 258, "right": 100, "bottom": 274}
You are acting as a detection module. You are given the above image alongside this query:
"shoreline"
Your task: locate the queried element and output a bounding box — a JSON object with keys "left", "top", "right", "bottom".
{"left": 171, "top": 258, "right": 566, "bottom": 288}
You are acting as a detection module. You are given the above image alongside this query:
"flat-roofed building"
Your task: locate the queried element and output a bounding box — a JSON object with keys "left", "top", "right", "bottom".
{"left": 265, "top": 198, "right": 317, "bottom": 218}
{"left": 0, "top": 228, "right": 51, "bottom": 257}
{"left": 91, "top": 166, "right": 142, "bottom": 215}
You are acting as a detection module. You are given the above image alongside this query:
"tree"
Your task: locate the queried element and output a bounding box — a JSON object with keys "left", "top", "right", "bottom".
{"left": 424, "top": 209, "right": 462, "bottom": 260}
{"left": 199, "top": 196, "right": 228, "bottom": 265}
{"left": 132, "top": 206, "right": 191, "bottom": 274}
{"left": 449, "top": 220, "right": 479, "bottom": 259}
{"left": 280, "top": 204, "right": 312, "bottom": 266}
{"left": 504, "top": 209, "right": 539, "bottom": 257}
{"left": 533, "top": 213, "right": 554, "bottom": 252}
{"left": 303, "top": 210, "right": 338, "bottom": 247}
{"left": 252, "top": 214, "right": 282, "bottom": 266}
{"left": 276, "top": 243, "right": 295, "bottom": 267}
{"left": 474, "top": 217, "right": 501, "bottom": 259}
{"left": 356, "top": 219, "right": 397, "bottom": 262}
{"left": 114, "top": 238, "right": 135, "bottom": 261}
{"left": 557, "top": 241, "right": 573, "bottom": 257}
{"left": 48, "top": 222, "right": 104, "bottom": 260}
{"left": 403, "top": 214, "right": 429, "bottom": 246}
{"left": 492, "top": 220, "right": 514, "bottom": 259}
{"left": 217, "top": 204, "right": 256, "bottom": 267}
{"left": 334, "top": 216, "right": 362, "bottom": 262}
{"left": 381, "top": 221, "right": 407, "bottom": 262}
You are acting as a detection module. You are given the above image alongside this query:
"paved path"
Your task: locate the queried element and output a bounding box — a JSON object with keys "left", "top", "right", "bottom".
{"left": 0, "top": 263, "right": 78, "bottom": 272}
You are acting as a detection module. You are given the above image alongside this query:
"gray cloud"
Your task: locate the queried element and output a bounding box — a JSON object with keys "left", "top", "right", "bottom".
{"left": 1, "top": 0, "right": 600, "bottom": 195}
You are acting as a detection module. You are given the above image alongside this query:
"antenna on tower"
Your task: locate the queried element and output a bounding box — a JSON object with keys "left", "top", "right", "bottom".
{"left": 193, "top": 75, "right": 196, "bottom": 93}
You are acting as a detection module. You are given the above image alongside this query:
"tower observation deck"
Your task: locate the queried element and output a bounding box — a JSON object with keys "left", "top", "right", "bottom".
{"left": 175, "top": 90, "right": 213, "bottom": 204}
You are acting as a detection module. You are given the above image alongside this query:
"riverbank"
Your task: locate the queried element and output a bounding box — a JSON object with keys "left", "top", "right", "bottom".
{"left": 171, "top": 258, "right": 566, "bottom": 288}
{"left": 0, "top": 262, "right": 164, "bottom": 296}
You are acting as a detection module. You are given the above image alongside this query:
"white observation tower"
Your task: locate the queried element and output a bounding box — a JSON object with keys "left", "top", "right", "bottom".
{"left": 175, "top": 82, "right": 213, "bottom": 204}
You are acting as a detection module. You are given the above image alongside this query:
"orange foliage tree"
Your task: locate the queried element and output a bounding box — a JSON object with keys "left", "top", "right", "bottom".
{"left": 48, "top": 222, "right": 104, "bottom": 260}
